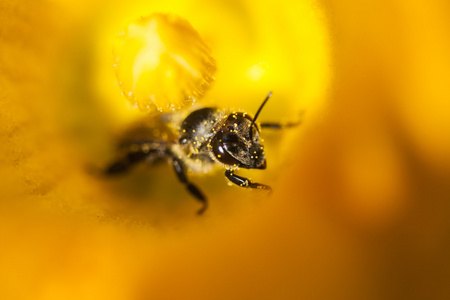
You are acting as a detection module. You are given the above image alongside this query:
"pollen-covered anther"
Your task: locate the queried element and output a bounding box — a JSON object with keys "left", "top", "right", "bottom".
{"left": 113, "top": 14, "right": 216, "bottom": 112}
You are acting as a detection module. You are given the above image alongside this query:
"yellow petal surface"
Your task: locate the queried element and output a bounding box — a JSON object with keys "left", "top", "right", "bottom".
{"left": 1, "top": 0, "right": 450, "bottom": 299}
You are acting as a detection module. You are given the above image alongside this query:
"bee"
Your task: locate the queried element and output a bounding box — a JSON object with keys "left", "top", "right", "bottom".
{"left": 105, "top": 92, "right": 298, "bottom": 214}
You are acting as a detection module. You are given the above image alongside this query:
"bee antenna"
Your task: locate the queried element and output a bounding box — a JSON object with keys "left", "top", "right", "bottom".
{"left": 249, "top": 92, "right": 272, "bottom": 140}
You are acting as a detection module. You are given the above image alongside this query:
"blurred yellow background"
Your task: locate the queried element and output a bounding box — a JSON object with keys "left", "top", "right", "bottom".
{"left": 1, "top": 0, "right": 450, "bottom": 299}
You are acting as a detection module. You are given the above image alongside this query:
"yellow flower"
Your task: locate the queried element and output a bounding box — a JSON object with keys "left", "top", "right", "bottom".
{"left": 1, "top": 0, "right": 450, "bottom": 299}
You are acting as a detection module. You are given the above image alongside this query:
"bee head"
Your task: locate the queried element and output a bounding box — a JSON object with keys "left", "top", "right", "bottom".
{"left": 209, "top": 92, "right": 272, "bottom": 169}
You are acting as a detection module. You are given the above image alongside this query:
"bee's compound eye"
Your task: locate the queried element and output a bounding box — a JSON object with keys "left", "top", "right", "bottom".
{"left": 251, "top": 126, "right": 258, "bottom": 140}
{"left": 222, "top": 133, "right": 240, "bottom": 145}
{"left": 211, "top": 132, "right": 241, "bottom": 167}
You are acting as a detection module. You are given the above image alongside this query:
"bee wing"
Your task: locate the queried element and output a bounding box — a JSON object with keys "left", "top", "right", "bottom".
{"left": 117, "top": 113, "right": 179, "bottom": 148}
{"left": 117, "top": 139, "right": 176, "bottom": 152}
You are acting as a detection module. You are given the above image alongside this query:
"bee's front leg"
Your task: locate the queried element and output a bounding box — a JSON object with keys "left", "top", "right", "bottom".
{"left": 225, "top": 170, "right": 271, "bottom": 191}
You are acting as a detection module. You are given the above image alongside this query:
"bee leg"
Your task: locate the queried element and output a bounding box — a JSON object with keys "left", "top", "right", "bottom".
{"left": 172, "top": 158, "right": 208, "bottom": 214}
{"left": 105, "top": 149, "right": 151, "bottom": 175}
{"left": 260, "top": 121, "right": 300, "bottom": 129}
{"left": 225, "top": 170, "right": 272, "bottom": 192}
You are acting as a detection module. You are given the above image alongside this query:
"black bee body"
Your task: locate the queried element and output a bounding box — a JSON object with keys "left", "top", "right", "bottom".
{"left": 173, "top": 107, "right": 227, "bottom": 174}
{"left": 105, "top": 92, "right": 297, "bottom": 214}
